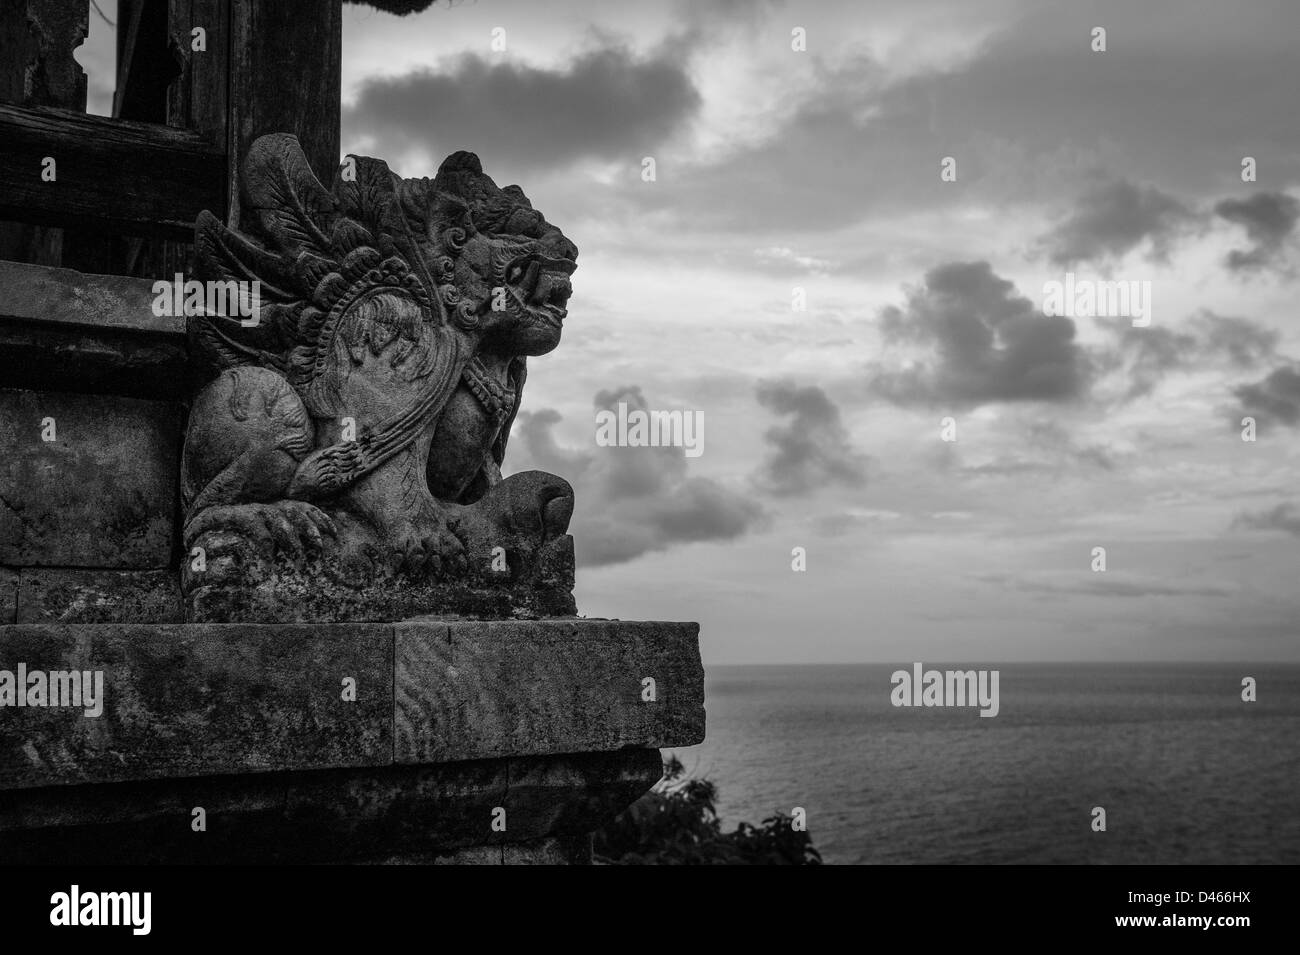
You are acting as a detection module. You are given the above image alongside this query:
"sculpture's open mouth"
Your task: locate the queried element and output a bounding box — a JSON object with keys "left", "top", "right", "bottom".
{"left": 503, "top": 253, "right": 575, "bottom": 324}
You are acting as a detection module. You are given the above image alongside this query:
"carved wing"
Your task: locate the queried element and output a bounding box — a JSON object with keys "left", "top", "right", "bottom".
{"left": 191, "top": 133, "right": 472, "bottom": 485}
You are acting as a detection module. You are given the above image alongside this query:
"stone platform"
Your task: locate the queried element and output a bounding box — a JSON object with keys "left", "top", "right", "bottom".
{"left": 0, "top": 618, "right": 705, "bottom": 863}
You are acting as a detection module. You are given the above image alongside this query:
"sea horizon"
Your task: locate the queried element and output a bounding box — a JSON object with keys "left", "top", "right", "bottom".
{"left": 671, "top": 662, "right": 1300, "bottom": 865}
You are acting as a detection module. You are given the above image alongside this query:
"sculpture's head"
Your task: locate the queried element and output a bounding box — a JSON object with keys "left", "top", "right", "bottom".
{"left": 192, "top": 135, "right": 581, "bottom": 405}
{"left": 415, "top": 152, "right": 577, "bottom": 357}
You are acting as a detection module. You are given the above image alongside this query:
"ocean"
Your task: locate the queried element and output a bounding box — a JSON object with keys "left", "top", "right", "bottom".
{"left": 669, "top": 664, "right": 1300, "bottom": 864}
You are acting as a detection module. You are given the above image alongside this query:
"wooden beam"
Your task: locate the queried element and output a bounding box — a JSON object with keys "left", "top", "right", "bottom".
{"left": 0, "top": 104, "right": 225, "bottom": 239}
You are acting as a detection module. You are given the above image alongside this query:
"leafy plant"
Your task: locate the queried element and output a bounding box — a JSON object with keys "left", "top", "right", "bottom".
{"left": 593, "top": 755, "right": 822, "bottom": 865}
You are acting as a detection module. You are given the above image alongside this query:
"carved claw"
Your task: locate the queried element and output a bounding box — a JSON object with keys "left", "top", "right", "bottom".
{"left": 185, "top": 500, "right": 337, "bottom": 562}
{"left": 391, "top": 516, "right": 467, "bottom": 580}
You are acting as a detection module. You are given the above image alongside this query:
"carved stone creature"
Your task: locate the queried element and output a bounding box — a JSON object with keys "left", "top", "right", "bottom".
{"left": 180, "top": 134, "right": 578, "bottom": 622}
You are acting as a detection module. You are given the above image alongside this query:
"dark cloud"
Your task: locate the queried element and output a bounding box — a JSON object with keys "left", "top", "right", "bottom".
{"left": 343, "top": 44, "right": 700, "bottom": 176}
{"left": 1232, "top": 364, "right": 1300, "bottom": 426}
{"left": 752, "top": 381, "right": 867, "bottom": 496}
{"left": 1037, "top": 179, "right": 1197, "bottom": 266}
{"left": 508, "top": 386, "right": 763, "bottom": 567}
{"left": 1095, "top": 322, "right": 1197, "bottom": 400}
{"left": 1094, "top": 310, "right": 1279, "bottom": 399}
{"left": 1214, "top": 192, "right": 1300, "bottom": 271}
{"left": 1232, "top": 502, "right": 1300, "bottom": 537}
{"left": 613, "top": 2, "right": 1300, "bottom": 234}
{"left": 869, "top": 261, "right": 1091, "bottom": 407}
{"left": 1194, "top": 311, "right": 1283, "bottom": 367}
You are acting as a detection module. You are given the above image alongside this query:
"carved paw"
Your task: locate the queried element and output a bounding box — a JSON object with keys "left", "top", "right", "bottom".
{"left": 455, "top": 470, "right": 574, "bottom": 581}
{"left": 184, "top": 500, "right": 338, "bottom": 564}
{"left": 475, "top": 470, "right": 572, "bottom": 538}
{"left": 389, "top": 512, "right": 468, "bottom": 580}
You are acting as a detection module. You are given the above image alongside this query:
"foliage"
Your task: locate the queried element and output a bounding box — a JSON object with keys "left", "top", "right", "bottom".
{"left": 593, "top": 755, "right": 822, "bottom": 865}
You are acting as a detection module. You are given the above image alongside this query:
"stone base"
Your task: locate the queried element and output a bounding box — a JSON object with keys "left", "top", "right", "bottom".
{"left": 0, "top": 750, "right": 659, "bottom": 865}
{"left": 0, "top": 618, "right": 704, "bottom": 864}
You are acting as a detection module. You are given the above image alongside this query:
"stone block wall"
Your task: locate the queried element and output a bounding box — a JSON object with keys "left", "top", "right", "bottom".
{"left": 1, "top": 259, "right": 188, "bottom": 626}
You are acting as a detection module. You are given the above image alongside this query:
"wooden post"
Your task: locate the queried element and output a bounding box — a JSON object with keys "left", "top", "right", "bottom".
{"left": 0, "top": 0, "right": 89, "bottom": 266}
{"left": 228, "top": 0, "right": 342, "bottom": 225}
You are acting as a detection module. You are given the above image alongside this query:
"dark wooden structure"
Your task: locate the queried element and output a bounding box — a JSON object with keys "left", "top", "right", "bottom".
{"left": 0, "top": 0, "right": 342, "bottom": 274}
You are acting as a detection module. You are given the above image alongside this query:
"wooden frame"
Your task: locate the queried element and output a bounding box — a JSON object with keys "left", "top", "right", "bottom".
{"left": 0, "top": 0, "right": 342, "bottom": 272}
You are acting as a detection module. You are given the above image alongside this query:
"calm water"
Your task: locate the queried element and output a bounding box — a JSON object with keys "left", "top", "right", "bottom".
{"left": 670, "top": 664, "right": 1300, "bottom": 864}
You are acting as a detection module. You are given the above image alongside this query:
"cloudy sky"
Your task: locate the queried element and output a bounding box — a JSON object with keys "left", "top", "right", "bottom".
{"left": 85, "top": 0, "right": 1300, "bottom": 663}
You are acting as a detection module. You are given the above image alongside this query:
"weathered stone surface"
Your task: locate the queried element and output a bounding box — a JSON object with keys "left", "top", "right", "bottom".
{"left": 16, "top": 568, "right": 183, "bottom": 624}
{"left": 0, "top": 259, "right": 179, "bottom": 337}
{"left": 0, "top": 620, "right": 702, "bottom": 790}
{"left": 0, "top": 264, "right": 188, "bottom": 400}
{"left": 506, "top": 749, "right": 664, "bottom": 841}
{"left": 0, "top": 388, "right": 179, "bottom": 567}
{"left": 281, "top": 758, "right": 508, "bottom": 856}
{"left": 500, "top": 836, "right": 587, "bottom": 865}
{"left": 183, "top": 532, "right": 575, "bottom": 624}
{"left": 0, "top": 751, "right": 658, "bottom": 864}
{"left": 0, "top": 623, "right": 392, "bottom": 789}
{"left": 0, "top": 315, "right": 191, "bottom": 400}
{"left": 181, "top": 134, "right": 579, "bottom": 622}
{"left": 0, "top": 568, "right": 15, "bottom": 625}
{"left": 395, "top": 619, "right": 705, "bottom": 763}
{"left": 430, "top": 846, "right": 503, "bottom": 865}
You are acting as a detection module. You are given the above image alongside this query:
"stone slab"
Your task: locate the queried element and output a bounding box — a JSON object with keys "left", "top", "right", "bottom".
{"left": 394, "top": 619, "right": 705, "bottom": 763}
{"left": 0, "top": 260, "right": 181, "bottom": 338}
{"left": 0, "top": 619, "right": 702, "bottom": 790}
{"left": 0, "top": 388, "right": 180, "bottom": 567}
{"left": 0, "top": 261, "right": 190, "bottom": 400}
{"left": 17, "top": 568, "right": 183, "bottom": 624}
{"left": 0, "top": 623, "right": 392, "bottom": 789}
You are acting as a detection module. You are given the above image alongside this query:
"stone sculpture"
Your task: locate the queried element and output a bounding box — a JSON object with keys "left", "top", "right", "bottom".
{"left": 180, "top": 134, "right": 578, "bottom": 622}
